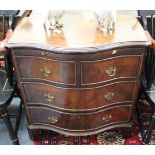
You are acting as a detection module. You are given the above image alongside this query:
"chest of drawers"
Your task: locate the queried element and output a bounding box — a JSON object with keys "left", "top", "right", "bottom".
{"left": 6, "top": 12, "right": 150, "bottom": 137}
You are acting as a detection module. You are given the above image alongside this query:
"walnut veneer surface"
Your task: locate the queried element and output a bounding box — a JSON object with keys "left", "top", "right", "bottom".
{"left": 6, "top": 11, "right": 150, "bottom": 136}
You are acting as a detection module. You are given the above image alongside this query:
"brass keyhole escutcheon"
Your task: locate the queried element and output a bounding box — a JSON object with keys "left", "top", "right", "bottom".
{"left": 48, "top": 116, "right": 58, "bottom": 124}
{"left": 41, "top": 66, "right": 51, "bottom": 77}
{"left": 102, "top": 114, "right": 112, "bottom": 122}
{"left": 44, "top": 92, "right": 55, "bottom": 102}
{"left": 105, "top": 66, "right": 117, "bottom": 77}
{"left": 104, "top": 92, "right": 115, "bottom": 100}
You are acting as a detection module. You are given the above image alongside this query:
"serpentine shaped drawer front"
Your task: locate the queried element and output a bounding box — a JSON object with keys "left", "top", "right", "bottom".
{"left": 16, "top": 56, "right": 76, "bottom": 85}
{"left": 81, "top": 55, "right": 141, "bottom": 84}
{"left": 23, "top": 81, "right": 135, "bottom": 110}
{"left": 27, "top": 105, "right": 131, "bottom": 130}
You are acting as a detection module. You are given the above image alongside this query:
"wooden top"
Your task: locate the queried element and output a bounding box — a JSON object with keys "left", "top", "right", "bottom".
{"left": 7, "top": 11, "right": 151, "bottom": 53}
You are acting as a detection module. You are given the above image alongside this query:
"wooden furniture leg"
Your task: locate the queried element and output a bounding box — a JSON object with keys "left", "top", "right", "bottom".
{"left": 1, "top": 109, "right": 19, "bottom": 145}
{"left": 142, "top": 111, "right": 155, "bottom": 144}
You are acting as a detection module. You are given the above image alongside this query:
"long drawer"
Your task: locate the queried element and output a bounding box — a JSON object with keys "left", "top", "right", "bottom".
{"left": 23, "top": 81, "right": 135, "bottom": 110}
{"left": 16, "top": 56, "right": 76, "bottom": 85}
{"left": 81, "top": 55, "right": 141, "bottom": 84}
{"left": 27, "top": 105, "right": 131, "bottom": 131}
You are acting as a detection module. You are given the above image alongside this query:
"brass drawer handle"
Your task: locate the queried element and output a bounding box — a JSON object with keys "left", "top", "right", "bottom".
{"left": 44, "top": 92, "right": 55, "bottom": 102}
{"left": 104, "top": 92, "right": 115, "bottom": 100}
{"left": 102, "top": 114, "right": 112, "bottom": 122}
{"left": 41, "top": 66, "right": 51, "bottom": 77}
{"left": 48, "top": 116, "right": 58, "bottom": 124}
{"left": 105, "top": 66, "right": 117, "bottom": 76}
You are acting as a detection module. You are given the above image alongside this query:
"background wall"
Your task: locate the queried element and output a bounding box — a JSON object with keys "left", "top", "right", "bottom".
{"left": 117, "top": 10, "right": 137, "bottom": 16}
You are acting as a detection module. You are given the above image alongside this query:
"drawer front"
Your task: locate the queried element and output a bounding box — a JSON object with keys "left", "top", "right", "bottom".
{"left": 81, "top": 56, "right": 141, "bottom": 84}
{"left": 27, "top": 105, "right": 131, "bottom": 130}
{"left": 24, "top": 81, "right": 135, "bottom": 110}
{"left": 16, "top": 56, "right": 76, "bottom": 85}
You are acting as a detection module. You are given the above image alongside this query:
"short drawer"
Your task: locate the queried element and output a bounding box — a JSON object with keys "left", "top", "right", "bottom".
{"left": 16, "top": 56, "right": 76, "bottom": 85}
{"left": 23, "top": 81, "right": 135, "bottom": 110}
{"left": 27, "top": 105, "right": 131, "bottom": 130}
{"left": 81, "top": 56, "right": 141, "bottom": 84}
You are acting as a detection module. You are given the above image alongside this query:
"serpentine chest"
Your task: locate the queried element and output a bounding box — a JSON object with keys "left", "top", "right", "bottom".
{"left": 6, "top": 11, "right": 150, "bottom": 137}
